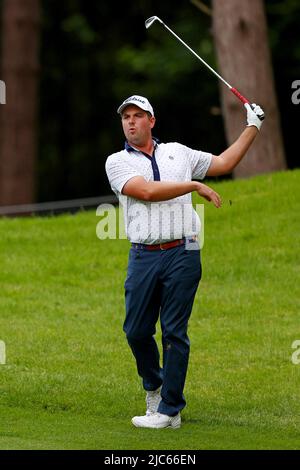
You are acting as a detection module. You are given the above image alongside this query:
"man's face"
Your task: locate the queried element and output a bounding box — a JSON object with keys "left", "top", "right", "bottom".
{"left": 121, "top": 105, "right": 155, "bottom": 147}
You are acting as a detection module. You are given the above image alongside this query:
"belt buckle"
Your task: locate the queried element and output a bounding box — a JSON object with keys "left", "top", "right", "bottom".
{"left": 159, "top": 243, "right": 166, "bottom": 250}
{"left": 186, "top": 236, "right": 197, "bottom": 244}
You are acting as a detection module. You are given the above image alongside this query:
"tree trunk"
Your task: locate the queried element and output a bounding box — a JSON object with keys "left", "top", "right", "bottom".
{"left": 0, "top": 0, "right": 40, "bottom": 205}
{"left": 212, "top": 0, "right": 286, "bottom": 177}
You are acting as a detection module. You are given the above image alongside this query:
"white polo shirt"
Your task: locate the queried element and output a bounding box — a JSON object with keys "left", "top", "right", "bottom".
{"left": 105, "top": 140, "right": 212, "bottom": 244}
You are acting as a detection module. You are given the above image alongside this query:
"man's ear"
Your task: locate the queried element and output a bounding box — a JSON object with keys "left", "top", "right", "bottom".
{"left": 150, "top": 116, "right": 156, "bottom": 129}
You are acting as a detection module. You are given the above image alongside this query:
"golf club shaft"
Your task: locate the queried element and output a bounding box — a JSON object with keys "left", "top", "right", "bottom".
{"left": 152, "top": 17, "right": 250, "bottom": 105}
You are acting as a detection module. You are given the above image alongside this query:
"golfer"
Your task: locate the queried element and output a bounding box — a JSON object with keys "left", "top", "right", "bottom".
{"left": 105, "top": 95, "right": 264, "bottom": 429}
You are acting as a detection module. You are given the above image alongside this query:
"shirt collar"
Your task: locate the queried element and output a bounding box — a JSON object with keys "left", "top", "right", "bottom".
{"left": 125, "top": 137, "right": 160, "bottom": 153}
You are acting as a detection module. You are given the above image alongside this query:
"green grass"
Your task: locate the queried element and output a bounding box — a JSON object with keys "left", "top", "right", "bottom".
{"left": 1, "top": 169, "right": 300, "bottom": 449}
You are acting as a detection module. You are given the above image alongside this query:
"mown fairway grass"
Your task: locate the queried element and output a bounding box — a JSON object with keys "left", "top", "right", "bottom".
{"left": 0, "top": 170, "right": 300, "bottom": 450}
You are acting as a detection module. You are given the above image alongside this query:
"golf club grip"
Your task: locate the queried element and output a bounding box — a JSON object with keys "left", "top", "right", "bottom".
{"left": 230, "top": 87, "right": 249, "bottom": 104}
{"left": 231, "top": 88, "right": 265, "bottom": 121}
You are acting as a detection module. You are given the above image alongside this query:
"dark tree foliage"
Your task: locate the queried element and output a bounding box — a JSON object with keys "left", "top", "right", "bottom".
{"left": 266, "top": 0, "right": 300, "bottom": 169}
{"left": 1, "top": 0, "right": 300, "bottom": 201}
{"left": 38, "top": 0, "right": 225, "bottom": 200}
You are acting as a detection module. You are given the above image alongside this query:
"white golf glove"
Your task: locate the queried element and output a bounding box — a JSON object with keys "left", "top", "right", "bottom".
{"left": 244, "top": 103, "right": 265, "bottom": 130}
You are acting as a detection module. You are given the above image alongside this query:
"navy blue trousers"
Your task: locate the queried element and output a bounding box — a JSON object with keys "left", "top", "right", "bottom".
{"left": 123, "top": 242, "right": 202, "bottom": 416}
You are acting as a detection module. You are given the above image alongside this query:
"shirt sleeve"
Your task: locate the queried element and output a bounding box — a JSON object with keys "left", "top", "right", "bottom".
{"left": 179, "top": 144, "right": 212, "bottom": 180}
{"left": 105, "top": 154, "right": 142, "bottom": 195}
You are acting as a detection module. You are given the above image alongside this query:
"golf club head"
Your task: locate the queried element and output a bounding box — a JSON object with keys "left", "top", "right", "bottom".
{"left": 145, "top": 16, "right": 162, "bottom": 29}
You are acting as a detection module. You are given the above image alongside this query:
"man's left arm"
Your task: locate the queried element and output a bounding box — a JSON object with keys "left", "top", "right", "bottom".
{"left": 206, "top": 103, "right": 265, "bottom": 177}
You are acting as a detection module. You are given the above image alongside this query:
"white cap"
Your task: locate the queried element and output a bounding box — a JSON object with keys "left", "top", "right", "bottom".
{"left": 117, "top": 95, "right": 154, "bottom": 116}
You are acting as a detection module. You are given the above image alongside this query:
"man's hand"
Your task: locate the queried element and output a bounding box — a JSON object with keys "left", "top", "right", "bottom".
{"left": 196, "top": 182, "right": 222, "bottom": 208}
{"left": 245, "top": 103, "right": 265, "bottom": 130}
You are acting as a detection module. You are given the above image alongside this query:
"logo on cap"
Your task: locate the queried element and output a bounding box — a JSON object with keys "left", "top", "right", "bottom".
{"left": 124, "top": 96, "right": 146, "bottom": 105}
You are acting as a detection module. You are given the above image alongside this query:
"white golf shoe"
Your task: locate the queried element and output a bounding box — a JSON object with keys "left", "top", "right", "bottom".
{"left": 132, "top": 411, "right": 181, "bottom": 429}
{"left": 146, "top": 387, "right": 161, "bottom": 415}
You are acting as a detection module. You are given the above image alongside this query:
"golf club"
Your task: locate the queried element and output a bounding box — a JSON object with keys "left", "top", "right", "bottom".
{"left": 145, "top": 16, "right": 264, "bottom": 120}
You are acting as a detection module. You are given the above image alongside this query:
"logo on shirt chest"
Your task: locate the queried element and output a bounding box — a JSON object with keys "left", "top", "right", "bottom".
{"left": 168, "top": 155, "right": 175, "bottom": 160}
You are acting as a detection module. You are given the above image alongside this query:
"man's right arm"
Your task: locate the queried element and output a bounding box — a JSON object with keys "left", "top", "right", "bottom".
{"left": 122, "top": 176, "right": 221, "bottom": 207}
